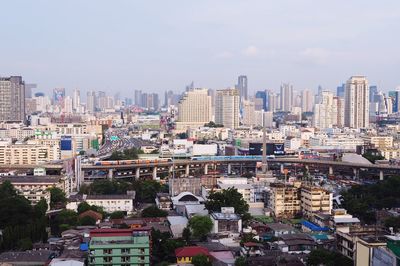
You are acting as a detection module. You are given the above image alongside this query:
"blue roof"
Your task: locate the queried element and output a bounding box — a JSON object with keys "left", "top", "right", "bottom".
{"left": 301, "top": 220, "right": 329, "bottom": 232}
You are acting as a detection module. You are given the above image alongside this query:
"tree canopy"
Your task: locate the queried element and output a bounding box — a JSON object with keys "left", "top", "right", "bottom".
{"left": 307, "top": 248, "right": 353, "bottom": 266}
{"left": 192, "top": 254, "right": 211, "bottom": 266}
{"left": 141, "top": 206, "right": 168, "bottom": 217}
{"left": 108, "top": 147, "right": 141, "bottom": 160}
{"left": 188, "top": 215, "right": 213, "bottom": 240}
{"left": 205, "top": 187, "right": 249, "bottom": 216}
{"left": 48, "top": 187, "right": 67, "bottom": 209}
{"left": 341, "top": 176, "right": 400, "bottom": 223}
{"left": 204, "top": 121, "right": 224, "bottom": 128}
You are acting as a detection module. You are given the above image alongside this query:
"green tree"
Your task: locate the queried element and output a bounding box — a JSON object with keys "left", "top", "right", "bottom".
{"left": 18, "top": 238, "right": 33, "bottom": 251}
{"left": 205, "top": 187, "right": 249, "bottom": 216}
{"left": 188, "top": 215, "right": 213, "bottom": 240}
{"left": 33, "top": 198, "right": 48, "bottom": 219}
{"left": 110, "top": 211, "right": 125, "bottom": 219}
{"left": 307, "top": 249, "right": 353, "bottom": 266}
{"left": 141, "top": 206, "right": 168, "bottom": 217}
{"left": 48, "top": 187, "right": 67, "bottom": 208}
{"left": 384, "top": 216, "right": 400, "bottom": 232}
{"left": 77, "top": 202, "right": 91, "bottom": 214}
{"left": 235, "top": 256, "right": 247, "bottom": 266}
{"left": 182, "top": 227, "right": 191, "bottom": 244}
{"left": 78, "top": 216, "right": 96, "bottom": 226}
{"left": 192, "top": 254, "right": 211, "bottom": 266}
{"left": 133, "top": 180, "right": 162, "bottom": 203}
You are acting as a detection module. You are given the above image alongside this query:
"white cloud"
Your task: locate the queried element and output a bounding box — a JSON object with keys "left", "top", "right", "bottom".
{"left": 242, "top": 45, "right": 259, "bottom": 57}
{"left": 299, "top": 48, "right": 331, "bottom": 65}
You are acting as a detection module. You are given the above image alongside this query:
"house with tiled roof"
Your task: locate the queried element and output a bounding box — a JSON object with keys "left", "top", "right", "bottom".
{"left": 175, "top": 246, "right": 210, "bottom": 264}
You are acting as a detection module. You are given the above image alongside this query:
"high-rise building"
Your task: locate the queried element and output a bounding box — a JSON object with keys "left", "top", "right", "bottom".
{"left": 242, "top": 100, "right": 256, "bottom": 126}
{"left": 53, "top": 88, "right": 65, "bottom": 106}
{"left": 73, "top": 89, "right": 81, "bottom": 111}
{"left": 86, "top": 91, "right": 97, "bottom": 113}
{"left": 301, "top": 89, "right": 314, "bottom": 113}
{"left": 236, "top": 75, "right": 248, "bottom": 102}
{"left": 134, "top": 90, "right": 142, "bottom": 106}
{"left": 335, "top": 96, "right": 345, "bottom": 127}
{"left": 268, "top": 91, "right": 278, "bottom": 112}
{"left": 344, "top": 76, "right": 369, "bottom": 128}
{"left": 280, "top": 83, "right": 293, "bottom": 112}
{"left": 388, "top": 90, "right": 400, "bottom": 113}
{"left": 0, "top": 76, "right": 26, "bottom": 122}
{"left": 63, "top": 96, "right": 73, "bottom": 114}
{"left": 255, "top": 90, "right": 267, "bottom": 111}
{"left": 176, "top": 88, "right": 212, "bottom": 129}
{"left": 336, "top": 84, "right": 345, "bottom": 98}
{"left": 369, "top": 85, "right": 378, "bottom": 103}
{"left": 313, "top": 91, "right": 335, "bottom": 129}
{"left": 24, "top": 83, "right": 36, "bottom": 99}
{"left": 215, "top": 88, "right": 240, "bottom": 129}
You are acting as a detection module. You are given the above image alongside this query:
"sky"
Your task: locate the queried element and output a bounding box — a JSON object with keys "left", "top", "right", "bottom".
{"left": 1, "top": 0, "right": 400, "bottom": 97}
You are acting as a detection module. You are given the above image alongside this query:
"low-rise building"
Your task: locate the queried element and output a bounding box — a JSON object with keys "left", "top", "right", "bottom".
{"left": 300, "top": 185, "right": 332, "bottom": 218}
{"left": 88, "top": 228, "right": 151, "bottom": 266}
{"left": 175, "top": 246, "right": 210, "bottom": 265}
{"left": 210, "top": 207, "right": 242, "bottom": 235}
{"left": 268, "top": 183, "right": 301, "bottom": 218}
{"left": 85, "top": 194, "right": 134, "bottom": 214}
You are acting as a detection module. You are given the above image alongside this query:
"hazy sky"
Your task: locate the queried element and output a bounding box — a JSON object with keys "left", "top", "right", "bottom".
{"left": 1, "top": 0, "right": 400, "bottom": 96}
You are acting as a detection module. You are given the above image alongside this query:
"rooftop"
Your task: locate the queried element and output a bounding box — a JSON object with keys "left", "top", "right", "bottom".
{"left": 175, "top": 246, "right": 210, "bottom": 257}
{"left": 0, "top": 250, "right": 54, "bottom": 263}
{"left": 211, "top": 212, "right": 241, "bottom": 221}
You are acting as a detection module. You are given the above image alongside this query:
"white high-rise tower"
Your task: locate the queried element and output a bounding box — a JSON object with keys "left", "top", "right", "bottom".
{"left": 344, "top": 76, "right": 369, "bottom": 128}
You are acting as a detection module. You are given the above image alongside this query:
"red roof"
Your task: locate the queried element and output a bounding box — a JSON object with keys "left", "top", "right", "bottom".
{"left": 175, "top": 246, "right": 210, "bottom": 257}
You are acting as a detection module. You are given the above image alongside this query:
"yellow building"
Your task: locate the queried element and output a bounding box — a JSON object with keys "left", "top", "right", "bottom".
{"left": 175, "top": 246, "right": 210, "bottom": 264}
{"left": 300, "top": 185, "right": 332, "bottom": 218}
{"left": 268, "top": 183, "right": 301, "bottom": 218}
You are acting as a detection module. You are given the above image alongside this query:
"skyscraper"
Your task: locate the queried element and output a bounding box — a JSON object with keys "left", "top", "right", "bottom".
{"left": 280, "top": 83, "right": 293, "bottom": 112}
{"left": 388, "top": 90, "right": 400, "bottom": 113}
{"left": 0, "top": 76, "right": 25, "bottom": 122}
{"left": 25, "top": 83, "right": 36, "bottom": 99}
{"left": 336, "top": 84, "right": 345, "bottom": 98}
{"left": 63, "top": 96, "right": 73, "bottom": 114}
{"left": 255, "top": 90, "right": 267, "bottom": 111}
{"left": 369, "top": 85, "right": 378, "bottom": 103}
{"left": 236, "top": 75, "right": 248, "bottom": 102}
{"left": 53, "top": 88, "right": 65, "bottom": 106}
{"left": 242, "top": 100, "right": 256, "bottom": 126}
{"left": 313, "top": 91, "right": 335, "bottom": 129}
{"left": 215, "top": 88, "right": 240, "bottom": 129}
{"left": 344, "top": 76, "right": 369, "bottom": 128}
{"left": 176, "top": 88, "right": 212, "bottom": 129}
{"left": 86, "top": 91, "right": 97, "bottom": 113}
{"left": 73, "top": 89, "right": 81, "bottom": 112}
{"left": 301, "top": 89, "right": 314, "bottom": 113}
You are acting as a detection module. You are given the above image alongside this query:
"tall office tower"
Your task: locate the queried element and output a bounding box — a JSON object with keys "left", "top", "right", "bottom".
{"left": 293, "top": 91, "right": 302, "bottom": 108}
{"left": 73, "top": 89, "right": 81, "bottom": 111}
{"left": 301, "top": 89, "right": 314, "bottom": 113}
{"left": 215, "top": 88, "right": 240, "bottom": 129}
{"left": 335, "top": 97, "right": 345, "bottom": 127}
{"left": 280, "top": 83, "right": 293, "bottom": 112}
{"left": 236, "top": 75, "right": 248, "bottom": 102}
{"left": 140, "top": 93, "right": 148, "bottom": 108}
{"left": 86, "top": 91, "right": 97, "bottom": 113}
{"left": 25, "top": 83, "right": 36, "bottom": 99}
{"left": 263, "top": 111, "right": 274, "bottom": 128}
{"left": 255, "top": 90, "right": 268, "bottom": 110}
{"left": 147, "top": 93, "right": 159, "bottom": 110}
{"left": 0, "top": 76, "right": 26, "bottom": 122}
{"left": 344, "top": 76, "right": 369, "bottom": 128}
{"left": 268, "top": 91, "right": 278, "bottom": 112}
{"left": 385, "top": 96, "right": 393, "bottom": 115}
{"left": 63, "top": 96, "right": 73, "bottom": 114}
{"left": 97, "top": 91, "right": 107, "bottom": 110}
{"left": 164, "top": 90, "right": 173, "bottom": 107}
{"left": 185, "top": 81, "right": 194, "bottom": 92}
{"left": 176, "top": 88, "right": 212, "bottom": 129}
{"left": 134, "top": 90, "right": 142, "bottom": 106}
{"left": 242, "top": 100, "right": 256, "bottom": 126}
{"left": 388, "top": 90, "right": 400, "bottom": 113}
{"left": 53, "top": 88, "right": 65, "bottom": 106}
{"left": 313, "top": 91, "right": 335, "bottom": 129}
{"left": 369, "top": 86, "right": 378, "bottom": 103}
{"left": 336, "top": 84, "right": 345, "bottom": 98}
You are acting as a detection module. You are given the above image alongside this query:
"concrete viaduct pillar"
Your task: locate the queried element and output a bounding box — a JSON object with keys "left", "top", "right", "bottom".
{"left": 107, "top": 169, "right": 113, "bottom": 180}
{"left": 135, "top": 168, "right": 140, "bottom": 179}
{"left": 153, "top": 167, "right": 157, "bottom": 180}
{"left": 204, "top": 164, "right": 208, "bottom": 175}
{"left": 227, "top": 164, "right": 232, "bottom": 175}
{"left": 353, "top": 168, "right": 359, "bottom": 179}
{"left": 329, "top": 166, "right": 333, "bottom": 176}
{"left": 379, "top": 170, "right": 384, "bottom": 181}
{"left": 185, "top": 165, "right": 190, "bottom": 176}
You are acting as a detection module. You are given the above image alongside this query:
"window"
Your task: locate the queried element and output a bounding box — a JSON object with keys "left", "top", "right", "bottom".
{"left": 121, "top": 256, "right": 130, "bottom": 262}
{"left": 103, "top": 257, "right": 112, "bottom": 263}
{"left": 103, "top": 249, "right": 112, "bottom": 255}
{"left": 121, "top": 248, "right": 129, "bottom": 254}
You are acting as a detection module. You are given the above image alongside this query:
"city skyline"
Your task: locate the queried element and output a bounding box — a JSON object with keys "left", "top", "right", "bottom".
{"left": 1, "top": 1, "right": 400, "bottom": 94}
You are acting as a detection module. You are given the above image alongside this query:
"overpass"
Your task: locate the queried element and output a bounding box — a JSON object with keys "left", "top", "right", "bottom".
{"left": 1, "top": 158, "right": 399, "bottom": 180}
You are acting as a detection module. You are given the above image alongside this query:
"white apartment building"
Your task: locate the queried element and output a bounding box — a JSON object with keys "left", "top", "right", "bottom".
{"left": 242, "top": 100, "right": 256, "bottom": 126}
{"left": 215, "top": 88, "right": 240, "bottom": 129}
{"left": 370, "top": 136, "right": 393, "bottom": 149}
{"left": 217, "top": 178, "right": 255, "bottom": 203}
{"left": 344, "top": 76, "right": 370, "bottom": 128}
{"left": 176, "top": 89, "right": 212, "bottom": 129}
{"left": 0, "top": 140, "right": 60, "bottom": 165}
{"left": 85, "top": 194, "right": 134, "bottom": 214}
